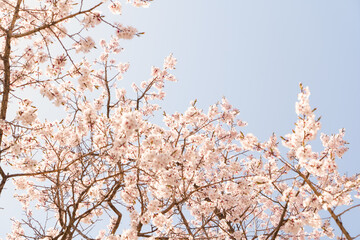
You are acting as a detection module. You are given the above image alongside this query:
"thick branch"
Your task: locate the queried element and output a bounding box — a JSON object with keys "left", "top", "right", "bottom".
{"left": 0, "top": 167, "right": 7, "bottom": 194}
{"left": 0, "top": 0, "right": 23, "bottom": 197}
{"left": 269, "top": 202, "right": 288, "bottom": 240}
{"left": 108, "top": 200, "right": 122, "bottom": 235}
{"left": 297, "top": 171, "right": 352, "bottom": 240}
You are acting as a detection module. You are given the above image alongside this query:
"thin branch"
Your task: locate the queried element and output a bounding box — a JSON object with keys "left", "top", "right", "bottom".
{"left": 13, "top": 2, "right": 103, "bottom": 39}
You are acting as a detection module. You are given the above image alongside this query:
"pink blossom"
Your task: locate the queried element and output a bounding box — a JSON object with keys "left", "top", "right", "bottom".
{"left": 116, "top": 24, "right": 138, "bottom": 40}
{"left": 109, "top": 1, "right": 122, "bottom": 14}
{"left": 163, "top": 54, "right": 177, "bottom": 70}
{"left": 82, "top": 11, "right": 102, "bottom": 28}
{"left": 74, "top": 36, "right": 95, "bottom": 53}
{"left": 16, "top": 99, "right": 37, "bottom": 125}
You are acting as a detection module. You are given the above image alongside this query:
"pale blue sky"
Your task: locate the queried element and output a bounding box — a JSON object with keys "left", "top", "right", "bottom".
{"left": 120, "top": 0, "right": 360, "bottom": 170}
{"left": 120, "top": 0, "right": 360, "bottom": 236}
{"left": 1, "top": 0, "right": 359, "bottom": 238}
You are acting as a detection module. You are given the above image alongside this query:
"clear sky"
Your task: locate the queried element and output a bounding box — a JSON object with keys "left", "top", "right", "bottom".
{"left": 121, "top": 0, "right": 360, "bottom": 236}
{"left": 1, "top": 0, "right": 360, "bottom": 238}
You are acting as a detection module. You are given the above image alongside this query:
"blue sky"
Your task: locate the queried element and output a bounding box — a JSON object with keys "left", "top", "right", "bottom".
{"left": 120, "top": 0, "right": 360, "bottom": 171}
{"left": 120, "top": 0, "right": 360, "bottom": 142}
{"left": 1, "top": 0, "right": 360, "bottom": 238}
{"left": 119, "top": 0, "right": 360, "bottom": 236}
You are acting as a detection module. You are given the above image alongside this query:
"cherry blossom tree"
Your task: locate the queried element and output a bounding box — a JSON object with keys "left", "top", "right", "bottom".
{"left": 0, "top": 0, "right": 359, "bottom": 239}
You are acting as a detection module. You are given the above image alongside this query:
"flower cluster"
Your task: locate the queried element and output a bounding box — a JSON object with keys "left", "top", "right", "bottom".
{"left": 0, "top": 1, "right": 358, "bottom": 240}
{"left": 74, "top": 36, "right": 96, "bottom": 53}
{"left": 16, "top": 99, "right": 37, "bottom": 125}
{"left": 109, "top": 1, "right": 122, "bottom": 14}
{"left": 115, "top": 24, "right": 138, "bottom": 40}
